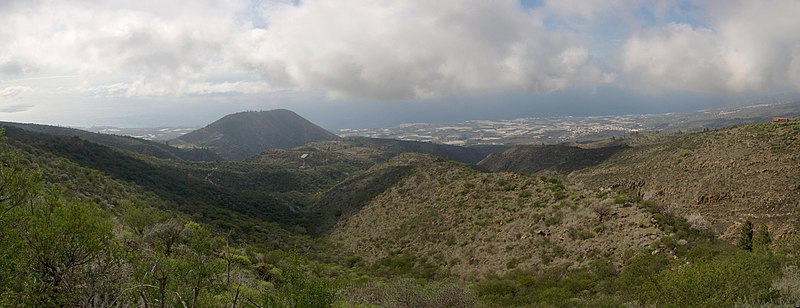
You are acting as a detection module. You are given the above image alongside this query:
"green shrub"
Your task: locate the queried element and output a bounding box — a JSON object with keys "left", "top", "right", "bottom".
{"left": 613, "top": 193, "right": 627, "bottom": 205}
{"left": 738, "top": 220, "right": 754, "bottom": 251}
{"left": 544, "top": 215, "right": 562, "bottom": 227}
{"left": 753, "top": 225, "right": 772, "bottom": 253}
{"left": 506, "top": 257, "right": 523, "bottom": 269}
{"left": 654, "top": 252, "right": 780, "bottom": 307}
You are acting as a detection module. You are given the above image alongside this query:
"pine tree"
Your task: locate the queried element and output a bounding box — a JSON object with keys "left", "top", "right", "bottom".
{"left": 737, "top": 220, "right": 753, "bottom": 251}
{"left": 753, "top": 224, "right": 771, "bottom": 253}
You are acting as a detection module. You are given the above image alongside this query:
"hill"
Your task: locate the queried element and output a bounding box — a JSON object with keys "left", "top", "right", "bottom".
{"left": 0, "top": 121, "right": 220, "bottom": 161}
{"left": 249, "top": 136, "right": 507, "bottom": 167}
{"left": 477, "top": 140, "right": 628, "bottom": 175}
{"left": 171, "top": 109, "right": 340, "bottom": 160}
{"left": 317, "top": 140, "right": 800, "bottom": 306}
{"left": 326, "top": 154, "right": 665, "bottom": 281}
{"left": 0, "top": 126, "right": 363, "bottom": 307}
{"left": 0, "top": 126, "right": 329, "bottom": 238}
{"left": 568, "top": 122, "right": 800, "bottom": 239}
{"left": 477, "top": 121, "right": 800, "bottom": 239}
{"left": 3, "top": 119, "right": 800, "bottom": 306}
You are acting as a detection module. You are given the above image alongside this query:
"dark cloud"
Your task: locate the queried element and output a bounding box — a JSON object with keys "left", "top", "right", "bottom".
{"left": 0, "top": 60, "right": 27, "bottom": 75}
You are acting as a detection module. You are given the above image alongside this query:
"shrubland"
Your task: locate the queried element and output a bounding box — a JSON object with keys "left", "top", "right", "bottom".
{"left": 2, "top": 120, "right": 800, "bottom": 307}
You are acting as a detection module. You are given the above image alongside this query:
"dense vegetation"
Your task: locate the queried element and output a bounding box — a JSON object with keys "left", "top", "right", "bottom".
{"left": 0, "top": 131, "right": 336, "bottom": 306}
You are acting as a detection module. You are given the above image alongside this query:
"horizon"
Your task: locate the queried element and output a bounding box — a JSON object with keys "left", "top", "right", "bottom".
{"left": 64, "top": 94, "right": 797, "bottom": 132}
{"left": 1, "top": 1, "right": 799, "bottom": 129}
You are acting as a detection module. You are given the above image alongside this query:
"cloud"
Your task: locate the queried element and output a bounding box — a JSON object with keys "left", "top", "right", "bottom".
{"left": 236, "top": 0, "right": 600, "bottom": 99}
{"left": 0, "top": 104, "right": 33, "bottom": 113}
{"left": 0, "top": 86, "right": 32, "bottom": 97}
{"left": 0, "top": 0, "right": 249, "bottom": 93}
{"left": 0, "top": 87, "right": 33, "bottom": 114}
{"left": 2, "top": 0, "right": 796, "bottom": 105}
{"left": 79, "top": 80, "right": 274, "bottom": 97}
{"left": 621, "top": 0, "right": 800, "bottom": 93}
{"left": 0, "top": 59, "right": 30, "bottom": 75}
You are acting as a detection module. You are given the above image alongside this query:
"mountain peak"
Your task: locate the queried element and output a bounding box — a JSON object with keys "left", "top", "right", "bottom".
{"left": 172, "top": 109, "right": 339, "bottom": 160}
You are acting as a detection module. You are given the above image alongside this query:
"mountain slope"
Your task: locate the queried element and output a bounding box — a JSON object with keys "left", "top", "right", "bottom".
{"left": 477, "top": 140, "right": 628, "bottom": 174}
{"left": 0, "top": 121, "right": 220, "bottom": 161}
{"left": 309, "top": 161, "right": 416, "bottom": 234}
{"left": 1, "top": 126, "right": 317, "bottom": 236}
{"left": 327, "top": 154, "right": 665, "bottom": 281}
{"left": 341, "top": 137, "right": 508, "bottom": 165}
{"left": 568, "top": 122, "right": 800, "bottom": 239}
{"left": 172, "top": 109, "right": 340, "bottom": 160}
{"left": 249, "top": 136, "right": 507, "bottom": 167}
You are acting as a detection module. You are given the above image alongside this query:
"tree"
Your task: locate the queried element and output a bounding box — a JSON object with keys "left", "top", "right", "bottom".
{"left": 753, "top": 225, "right": 771, "bottom": 253}
{"left": 0, "top": 138, "right": 40, "bottom": 220}
{"left": 0, "top": 137, "right": 40, "bottom": 304}
{"left": 737, "top": 220, "right": 754, "bottom": 251}
{"left": 20, "top": 191, "right": 114, "bottom": 306}
{"left": 118, "top": 200, "right": 167, "bottom": 239}
{"left": 146, "top": 219, "right": 185, "bottom": 256}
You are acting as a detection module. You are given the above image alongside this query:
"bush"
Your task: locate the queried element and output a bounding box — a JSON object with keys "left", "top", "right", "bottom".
{"left": 544, "top": 215, "right": 562, "bottom": 227}
{"left": 654, "top": 252, "right": 780, "bottom": 307}
{"left": 753, "top": 225, "right": 772, "bottom": 253}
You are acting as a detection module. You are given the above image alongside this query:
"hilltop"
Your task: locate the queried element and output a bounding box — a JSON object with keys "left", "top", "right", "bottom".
{"left": 171, "top": 109, "right": 340, "bottom": 160}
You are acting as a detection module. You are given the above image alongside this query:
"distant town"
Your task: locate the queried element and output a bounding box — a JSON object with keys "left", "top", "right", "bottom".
{"left": 334, "top": 98, "right": 800, "bottom": 146}
{"left": 337, "top": 115, "right": 649, "bottom": 146}
{"left": 87, "top": 126, "right": 201, "bottom": 141}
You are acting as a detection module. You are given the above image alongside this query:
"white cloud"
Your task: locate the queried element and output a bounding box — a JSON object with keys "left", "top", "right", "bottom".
{"left": 0, "top": 0, "right": 250, "bottom": 94}
{"left": 79, "top": 80, "right": 274, "bottom": 97}
{"left": 236, "top": 0, "right": 599, "bottom": 99}
{"left": 0, "top": 86, "right": 32, "bottom": 97}
{"left": 2, "top": 0, "right": 796, "bottom": 105}
{"left": 0, "top": 0, "right": 605, "bottom": 100}
{"left": 621, "top": 0, "right": 800, "bottom": 93}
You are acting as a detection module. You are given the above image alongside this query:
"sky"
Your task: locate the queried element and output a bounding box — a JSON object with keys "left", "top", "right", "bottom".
{"left": 0, "top": 0, "right": 799, "bottom": 129}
